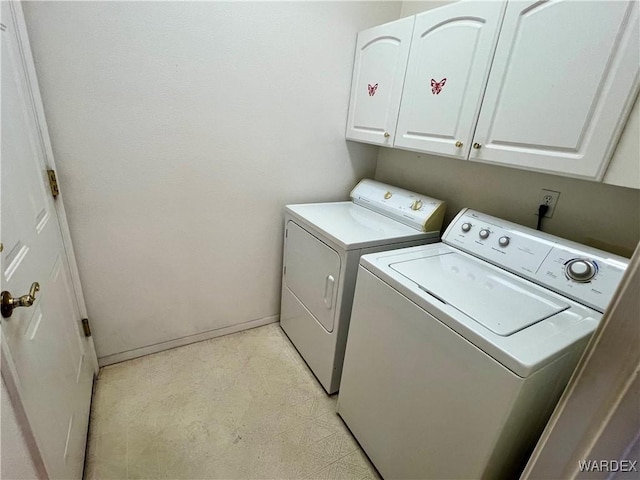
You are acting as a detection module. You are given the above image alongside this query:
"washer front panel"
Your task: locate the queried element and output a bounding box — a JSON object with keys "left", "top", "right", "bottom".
{"left": 359, "top": 244, "right": 599, "bottom": 377}
{"left": 338, "top": 267, "right": 527, "bottom": 480}
{"left": 338, "top": 266, "right": 585, "bottom": 480}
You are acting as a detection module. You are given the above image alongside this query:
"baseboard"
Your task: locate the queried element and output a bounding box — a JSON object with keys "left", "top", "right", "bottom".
{"left": 97, "top": 315, "right": 280, "bottom": 367}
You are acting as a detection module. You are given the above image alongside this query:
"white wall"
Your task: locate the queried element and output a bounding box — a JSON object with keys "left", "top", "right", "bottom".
{"left": 375, "top": 149, "right": 640, "bottom": 257}
{"left": 1, "top": 378, "right": 39, "bottom": 479}
{"left": 400, "top": 0, "right": 456, "bottom": 17}
{"left": 23, "top": 1, "right": 401, "bottom": 360}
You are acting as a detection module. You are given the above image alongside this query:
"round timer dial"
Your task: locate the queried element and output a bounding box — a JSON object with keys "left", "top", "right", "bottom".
{"left": 565, "top": 259, "right": 597, "bottom": 282}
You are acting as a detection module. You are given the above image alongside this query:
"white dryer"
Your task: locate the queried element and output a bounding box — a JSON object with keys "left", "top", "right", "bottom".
{"left": 280, "top": 179, "right": 446, "bottom": 394}
{"left": 337, "top": 208, "right": 628, "bottom": 479}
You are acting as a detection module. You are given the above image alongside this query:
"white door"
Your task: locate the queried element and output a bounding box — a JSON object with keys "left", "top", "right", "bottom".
{"left": 283, "top": 221, "right": 341, "bottom": 333}
{"left": 1, "top": 2, "right": 95, "bottom": 478}
{"left": 394, "top": 1, "right": 505, "bottom": 159}
{"left": 470, "top": 0, "right": 640, "bottom": 180}
{"left": 345, "top": 16, "right": 414, "bottom": 146}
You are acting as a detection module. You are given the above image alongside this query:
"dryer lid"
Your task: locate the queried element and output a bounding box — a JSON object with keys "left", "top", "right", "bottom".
{"left": 286, "top": 203, "right": 433, "bottom": 251}
{"left": 390, "top": 253, "right": 570, "bottom": 336}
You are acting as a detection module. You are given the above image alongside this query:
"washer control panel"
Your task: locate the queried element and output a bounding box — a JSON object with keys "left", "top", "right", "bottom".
{"left": 443, "top": 209, "right": 628, "bottom": 312}
{"left": 565, "top": 258, "right": 597, "bottom": 282}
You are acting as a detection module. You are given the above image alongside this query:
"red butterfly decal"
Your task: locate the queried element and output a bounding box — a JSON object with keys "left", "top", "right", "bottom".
{"left": 431, "top": 78, "right": 447, "bottom": 95}
{"left": 368, "top": 83, "right": 378, "bottom": 96}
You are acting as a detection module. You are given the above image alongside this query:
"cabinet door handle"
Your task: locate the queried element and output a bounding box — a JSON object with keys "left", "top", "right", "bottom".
{"left": 473, "top": 142, "right": 482, "bottom": 149}
{"left": 455, "top": 141, "right": 463, "bottom": 148}
{"left": 323, "top": 275, "right": 335, "bottom": 308}
{"left": 383, "top": 132, "right": 390, "bottom": 138}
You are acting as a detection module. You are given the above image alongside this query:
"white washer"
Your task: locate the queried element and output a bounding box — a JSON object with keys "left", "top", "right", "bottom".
{"left": 337, "top": 208, "right": 628, "bottom": 479}
{"left": 280, "top": 179, "right": 446, "bottom": 394}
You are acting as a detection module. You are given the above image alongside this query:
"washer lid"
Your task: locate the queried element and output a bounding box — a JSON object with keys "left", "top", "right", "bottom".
{"left": 390, "top": 252, "right": 570, "bottom": 336}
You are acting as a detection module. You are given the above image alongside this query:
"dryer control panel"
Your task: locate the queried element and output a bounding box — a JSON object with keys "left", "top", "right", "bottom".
{"left": 443, "top": 209, "right": 628, "bottom": 313}
{"left": 350, "top": 179, "right": 446, "bottom": 233}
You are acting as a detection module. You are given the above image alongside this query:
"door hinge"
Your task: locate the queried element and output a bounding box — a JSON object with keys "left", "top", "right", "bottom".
{"left": 81, "top": 318, "right": 92, "bottom": 337}
{"left": 283, "top": 265, "right": 286, "bottom": 276}
{"left": 47, "top": 169, "right": 59, "bottom": 198}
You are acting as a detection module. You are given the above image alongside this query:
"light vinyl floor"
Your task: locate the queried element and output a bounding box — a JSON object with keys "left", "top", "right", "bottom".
{"left": 84, "top": 323, "right": 379, "bottom": 480}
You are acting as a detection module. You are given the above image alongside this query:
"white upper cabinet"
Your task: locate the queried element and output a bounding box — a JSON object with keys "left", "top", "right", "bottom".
{"left": 470, "top": 1, "right": 639, "bottom": 180}
{"left": 346, "top": 1, "right": 640, "bottom": 185}
{"left": 603, "top": 94, "right": 640, "bottom": 189}
{"left": 345, "top": 16, "right": 415, "bottom": 146}
{"left": 394, "top": 1, "right": 506, "bottom": 159}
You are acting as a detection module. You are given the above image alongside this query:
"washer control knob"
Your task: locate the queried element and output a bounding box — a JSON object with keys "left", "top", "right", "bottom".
{"left": 384, "top": 191, "right": 392, "bottom": 199}
{"left": 479, "top": 229, "right": 490, "bottom": 240}
{"left": 498, "top": 236, "right": 510, "bottom": 247}
{"left": 566, "top": 259, "right": 597, "bottom": 282}
{"left": 411, "top": 199, "right": 423, "bottom": 211}
{"left": 461, "top": 222, "right": 472, "bottom": 233}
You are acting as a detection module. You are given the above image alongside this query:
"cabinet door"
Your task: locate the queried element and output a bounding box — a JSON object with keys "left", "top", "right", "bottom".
{"left": 345, "top": 16, "right": 414, "bottom": 146}
{"left": 603, "top": 94, "right": 639, "bottom": 189}
{"left": 394, "top": 1, "right": 505, "bottom": 159}
{"left": 471, "top": 1, "right": 640, "bottom": 180}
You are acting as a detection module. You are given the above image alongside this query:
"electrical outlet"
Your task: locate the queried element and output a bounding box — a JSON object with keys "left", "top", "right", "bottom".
{"left": 538, "top": 189, "right": 560, "bottom": 218}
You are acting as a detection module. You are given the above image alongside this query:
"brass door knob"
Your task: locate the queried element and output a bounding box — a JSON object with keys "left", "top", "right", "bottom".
{"left": 1, "top": 282, "right": 40, "bottom": 319}
{"left": 473, "top": 143, "right": 482, "bottom": 149}
{"left": 383, "top": 132, "right": 390, "bottom": 138}
{"left": 455, "top": 141, "right": 463, "bottom": 148}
